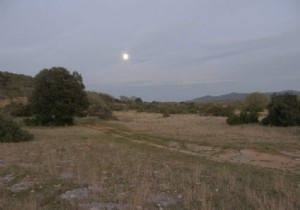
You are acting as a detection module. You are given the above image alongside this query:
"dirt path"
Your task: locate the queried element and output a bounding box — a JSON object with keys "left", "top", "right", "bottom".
{"left": 85, "top": 125, "right": 300, "bottom": 174}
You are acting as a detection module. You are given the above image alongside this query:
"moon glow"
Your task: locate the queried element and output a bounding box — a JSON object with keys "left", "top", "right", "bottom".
{"left": 123, "top": 53, "right": 129, "bottom": 61}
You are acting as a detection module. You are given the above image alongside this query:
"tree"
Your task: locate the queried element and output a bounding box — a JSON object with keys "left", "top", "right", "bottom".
{"left": 261, "top": 93, "right": 300, "bottom": 127}
{"left": 30, "top": 67, "right": 89, "bottom": 125}
{"left": 244, "top": 92, "right": 269, "bottom": 112}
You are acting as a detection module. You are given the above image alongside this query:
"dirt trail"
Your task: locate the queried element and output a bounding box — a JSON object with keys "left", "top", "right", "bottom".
{"left": 85, "top": 125, "right": 300, "bottom": 174}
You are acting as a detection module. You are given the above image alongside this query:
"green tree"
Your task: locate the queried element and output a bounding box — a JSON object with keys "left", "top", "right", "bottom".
{"left": 261, "top": 93, "right": 300, "bottom": 127}
{"left": 30, "top": 67, "right": 89, "bottom": 125}
{"left": 244, "top": 92, "right": 269, "bottom": 112}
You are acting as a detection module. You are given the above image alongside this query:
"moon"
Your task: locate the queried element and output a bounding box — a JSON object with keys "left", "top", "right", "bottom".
{"left": 123, "top": 53, "right": 129, "bottom": 61}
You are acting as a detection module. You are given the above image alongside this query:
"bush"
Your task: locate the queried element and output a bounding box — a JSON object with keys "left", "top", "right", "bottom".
{"left": 23, "top": 117, "right": 39, "bottom": 126}
{"left": 209, "top": 106, "right": 235, "bottom": 117}
{"left": 162, "top": 113, "right": 170, "bottom": 118}
{"left": 239, "top": 110, "right": 259, "bottom": 124}
{"left": 199, "top": 103, "right": 235, "bottom": 117}
{"left": 244, "top": 92, "right": 269, "bottom": 112}
{"left": 226, "top": 110, "right": 259, "bottom": 125}
{"left": 86, "top": 91, "right": 116, "bottom": 120}
{"left": 261, "top": 93, "right": 300, "bottom": 127}
{"left": 4, "top": 102, "right": 32, "bottom": 117}
{"left": 226, "top": 115, "right": 242, "bottom": 125}
{"left": 0, "top": 116, "right": 33, "bottom": 142}
{"left": 87, "top": 104, "right": 114, "bottom": 120}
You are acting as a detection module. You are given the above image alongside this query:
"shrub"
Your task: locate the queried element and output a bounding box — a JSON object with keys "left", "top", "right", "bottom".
{"left": 210, "top": 106, "right": 235, "bottom": 117}
{"left": 23, "top": 117, "right": 39, "bottom": 126}
{"left": 87, "top": 104, "right": 114, "bottom": 120}
{"left": 244, "top": 92, "right": 269, "bottom": 112}
{"left": 261, "top": 93, "right": 300, "bottom": 127}
{"left": 226, "top": 110, "right": 259, "bottom": 125}
{"left": 4, "top": 102, "right": 32, "bottom": 117}
{"left": 226, "top": 114, "right": 242, "bottom": 125}
{"left": 163, "top": 113, "right": 170, "bottom": 118}
{"left": 86, "top": 91, "right": 116, "bottom": 120}
{"left": 0, "top": 115, "right": 33, "bottom": 142}
{"left": 239, "top": 110, "right": 259, "bottom": 124}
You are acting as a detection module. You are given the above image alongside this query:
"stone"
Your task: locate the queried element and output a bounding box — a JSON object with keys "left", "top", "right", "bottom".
{"left": 150, "top": 193, "right": 180, "bottom": 207}
{"left": 7, "top": 177, "right": 36, "bottom": 192}
{"left": 60, "top": 188, "right": 89, "bottom": 200}
{"left": 79, "top": 202, "right": 128, "bottom": 210}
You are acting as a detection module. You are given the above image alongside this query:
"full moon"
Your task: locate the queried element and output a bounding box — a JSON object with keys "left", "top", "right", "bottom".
{"left": 123, "top": 53, "right": 129, "bottom": 61}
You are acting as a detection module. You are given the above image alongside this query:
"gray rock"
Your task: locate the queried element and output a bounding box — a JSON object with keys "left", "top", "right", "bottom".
{"left": 0, "top": 160, "right": 6, "bottom": 167}
{"left": 60, "top": 188, "right": 89, "bottom": 200}
{"left": 79, "top": 202, "right": 128, "bottom": 210}
{"left": 150, "top": 193, "right": 180, "bottom": 207}
{"left": 0, "top": 175, "right": 15, "bottom": 187}
{"left": 7, "top": 178, "right": 35, "bottom": 192}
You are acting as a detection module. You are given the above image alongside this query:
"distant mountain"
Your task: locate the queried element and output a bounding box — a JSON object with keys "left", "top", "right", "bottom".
{"left": 190, "top": 90, "right": 300, "bottom": 103}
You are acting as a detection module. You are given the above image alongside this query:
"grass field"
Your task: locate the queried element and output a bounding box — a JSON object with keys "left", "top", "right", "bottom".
{"left": 0, "top": 111, "right": 299, "bottom": 210}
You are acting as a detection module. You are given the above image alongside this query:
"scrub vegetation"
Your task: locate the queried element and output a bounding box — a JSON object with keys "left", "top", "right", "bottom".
{"left": 0, "top": 70, "right": 299, "bottom": 209}
{"left": 0, "top": 113, "right": 299, "bottom": 210}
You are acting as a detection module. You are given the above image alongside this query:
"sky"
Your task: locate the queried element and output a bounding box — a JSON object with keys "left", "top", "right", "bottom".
{"left": 1, "top": 0, "right": 300, "bottom": 101}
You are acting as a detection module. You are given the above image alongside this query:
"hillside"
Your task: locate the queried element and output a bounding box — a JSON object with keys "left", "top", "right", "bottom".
{"left": 191, "top": 90, "right": 300, "bottom": 103}
{"left": 0, "top": 71, "right": 34, "bottom": 107}
{"left": 0, "top": 71, "right": 34, "bottom": 99}
{"left": 0, "top": 71, "right": 120, "bottom": 110}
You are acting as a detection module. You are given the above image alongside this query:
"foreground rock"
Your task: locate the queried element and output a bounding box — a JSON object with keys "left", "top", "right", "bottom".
{"left": 60, "top": 188, "right": 89, "bottom": 200}
{"left": 79, "top": 202, "right": 128, "bottom": 210}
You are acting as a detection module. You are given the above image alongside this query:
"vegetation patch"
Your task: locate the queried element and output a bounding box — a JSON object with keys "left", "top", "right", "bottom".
{"left": 0, "top": 116, "right": 33, "bottom": 142}
{"left": 261, "top": 93, "right": 300, "bottom": 127}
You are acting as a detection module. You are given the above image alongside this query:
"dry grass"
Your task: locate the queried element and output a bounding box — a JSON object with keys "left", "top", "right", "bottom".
{"left": 114, "top": 111, "right": 300, "bottom": 152}
{"left": 0, "top": 114, "right": 299, "bottom": 210}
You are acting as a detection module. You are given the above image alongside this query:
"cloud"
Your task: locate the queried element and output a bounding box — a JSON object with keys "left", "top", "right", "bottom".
{"left": 1, "top": 1, "right": 300, "bottom": 101}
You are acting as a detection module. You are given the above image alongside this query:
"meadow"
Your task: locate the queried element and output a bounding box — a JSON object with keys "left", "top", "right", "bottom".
{"left": 0, "top": 111, "right": 299, "bottom": 210}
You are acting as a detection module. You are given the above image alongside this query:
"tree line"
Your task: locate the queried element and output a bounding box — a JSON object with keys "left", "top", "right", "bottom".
{"left": 1, "top": 67, "right": 300, "bottom": 142}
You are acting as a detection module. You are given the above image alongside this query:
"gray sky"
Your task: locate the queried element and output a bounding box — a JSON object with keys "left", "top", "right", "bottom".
{"left": 1, "top": 0, "right": 300, "bottom": 101}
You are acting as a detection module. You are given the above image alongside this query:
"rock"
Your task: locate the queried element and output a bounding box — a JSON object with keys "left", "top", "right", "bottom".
{"left": 7, "top": 177, "right": 36, "bottom": 192}
{"left": 0, "top": 175, "right": 15, "bottom": 187}
{"left": 177, "top": 194, "right": 183, "bottom": 199}
{"left": 136, "top": 205, "right": 143, "bottom": 210}
{"left": 60, "top": 188, "right": 89, "bottom": 200}
{"left": 150, "top": 193, "right": 180, "bottom": 207}
{"left": 79, "top": 202, "right": 128, "bottom": 210}
{"left": 59, "top": 171, "right": 74, "bottom": 180}
{"left": 0, "top": 160, "right": 6, "bottom": 167}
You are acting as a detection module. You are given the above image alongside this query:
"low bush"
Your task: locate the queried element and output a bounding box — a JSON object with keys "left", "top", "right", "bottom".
{"left": 162, "top": 113, "right": 170, "bottom": 118}
{"left": 88, "top": 104, "right": 114, "bottom": 120}
{"left": 226, "top": 110, "right": 259, "bottom": 125}
{"left": 0, "top": 116, "right": 34, "bottom": 142}
{"left": 209, "top": 106, "right": 235, "bottom": 117}
{"left": 226, "top": 115, "right": 242, "bottom": 125}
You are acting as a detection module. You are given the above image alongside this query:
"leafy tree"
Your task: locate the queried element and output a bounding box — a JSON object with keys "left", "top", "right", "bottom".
{"left": 244, "top": 92, "right": 269, "bottom": 112}
{"left": 30, "top": 67, "right": 89, "bottom": 125}
{"left": 261, "top": 93, "right": 300, "bottom": 127}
